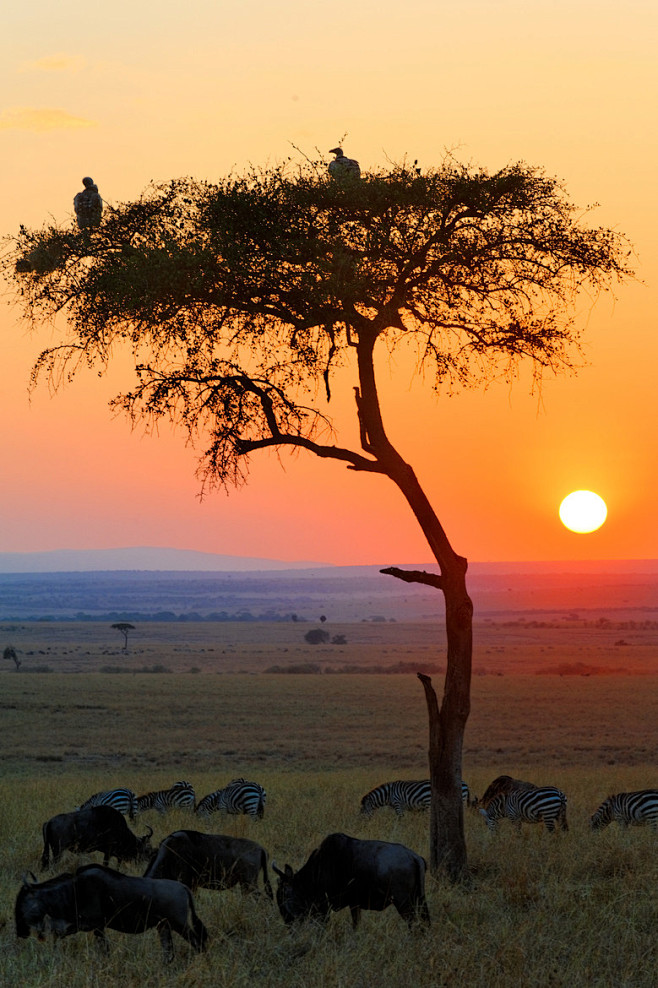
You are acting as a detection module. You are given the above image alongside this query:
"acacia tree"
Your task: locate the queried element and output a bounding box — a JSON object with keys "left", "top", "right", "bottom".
{"left": 6, "top": 156, "right": 630, "bottom": 880}
{"left": 111, "top": 622, "right": 135, "bottom": 650}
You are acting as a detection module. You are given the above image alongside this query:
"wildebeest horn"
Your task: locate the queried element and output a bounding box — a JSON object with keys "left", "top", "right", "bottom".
{"left": 144, "top": 825, "right": 153, "bottom": 838}
{"left": 22, "top": 871, "right": 37, "bottom": 887}
{"left": 271, "top": 861, "right": 284, "bottom": 877}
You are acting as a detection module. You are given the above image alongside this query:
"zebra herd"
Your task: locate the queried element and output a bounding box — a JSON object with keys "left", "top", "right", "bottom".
{"left": 79, "top": 778, "right": 266, "bottom": 821}
{"left": 78, "top": 775, "right": 658, "bottom": 834}
{"left": 359, "top": 776, "right": 658, "bottom": 833}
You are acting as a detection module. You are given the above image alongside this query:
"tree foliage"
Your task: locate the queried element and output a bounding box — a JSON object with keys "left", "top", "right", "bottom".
{"left": 8, "top": 157, "right": 630, "bottom": 491}
{"left": 5, "top": 154, "right": 632, "bottom": 880}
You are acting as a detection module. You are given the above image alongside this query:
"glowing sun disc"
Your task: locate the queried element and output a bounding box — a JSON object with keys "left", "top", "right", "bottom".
{"left": 559, "top": 490, "right": 608, "bottom": 533}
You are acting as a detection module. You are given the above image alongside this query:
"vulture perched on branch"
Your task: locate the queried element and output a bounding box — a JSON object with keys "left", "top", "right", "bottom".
{"left": 328, "top": 147, "right": 361, "bottom": 182}
{"left": 74, "top": 176, "right": 103, "bottom": 229}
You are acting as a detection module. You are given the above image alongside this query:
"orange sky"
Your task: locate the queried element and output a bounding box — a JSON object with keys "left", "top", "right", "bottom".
{"left": 1, "top": 1, "right": 656, "bottom": 565}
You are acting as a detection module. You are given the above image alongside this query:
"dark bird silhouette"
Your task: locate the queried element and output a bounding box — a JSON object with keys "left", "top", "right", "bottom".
{"left": 328, "top": 147, "right": 361, "bottom": 182}
{"left": 74, "top": 176, "right": 103, "bottom": 229}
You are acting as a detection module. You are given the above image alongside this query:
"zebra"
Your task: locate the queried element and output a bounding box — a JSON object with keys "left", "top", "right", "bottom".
{"left": 79, "top": 787, "right": 138, "bottom": 821}
{"left": 479, "top": 786, "right": 568, "bottom": 833}
{"left": 136, "top": 781, "right": 196, "bottom": 815}
{"left": 195, "top": 778, "right": 266, "bottom": 819}
{"left": 360, "top": 780, "right": 471, "bottom": 817}
{"left": 590, "top": 790, "right": 658, "bottom": 831}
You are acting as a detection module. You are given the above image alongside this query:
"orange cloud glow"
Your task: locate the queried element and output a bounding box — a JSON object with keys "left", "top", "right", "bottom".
{"left": 0, "top": 107, "right": 96, "bottom": 132}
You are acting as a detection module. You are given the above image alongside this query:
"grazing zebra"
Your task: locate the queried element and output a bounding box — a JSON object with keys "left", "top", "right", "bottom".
{"left": 360, "top": 780, "right": 471, "bottom": 817}
{"left": 195, "top": 779, "right": 266, "bottom": 820}
{"left": 79, "top": 787, "right": 138, "bottom": 821}
{"left": 590, "top": 790, "right": 658, "bottom": 831}
{"left": 479, "top": 786, "right": 568, "bottom": 833}
{"left": 136, "top": 781, "right": 196, "bottom": 815}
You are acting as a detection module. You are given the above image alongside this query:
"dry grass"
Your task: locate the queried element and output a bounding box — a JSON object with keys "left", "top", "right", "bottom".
{"left": 0, "top": 621, "right": 656, "bottom": 985}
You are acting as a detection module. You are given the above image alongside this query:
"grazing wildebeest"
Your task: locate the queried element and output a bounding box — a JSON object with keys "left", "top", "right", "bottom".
{"left": 15, "top": 864, "right": 208, "bottom": 962}
{"left": 144, "top": 830, "right": 273, "bottom": 897}
{"left": 273, "top": 832, "right": 430, "bottom": 929}
{"left": 41, "top": 805, "right": 153, "bottom": 870}
{"left": 473, "top": 775, "right": 538, "bottom": 810}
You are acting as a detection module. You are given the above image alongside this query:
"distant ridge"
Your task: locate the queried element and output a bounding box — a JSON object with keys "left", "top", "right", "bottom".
{"left": 0, "top": 547, "right": 330, "bottom": 574}
{"left": 0, "top": 547, "right": 656, "bottom": 575}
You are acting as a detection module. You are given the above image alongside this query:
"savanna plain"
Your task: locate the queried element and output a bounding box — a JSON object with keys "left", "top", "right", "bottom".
{"left": 1, "top": 618, "right": 656, "bottom": 987}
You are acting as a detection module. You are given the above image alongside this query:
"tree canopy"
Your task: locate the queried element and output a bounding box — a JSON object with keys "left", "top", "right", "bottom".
{"left": 6, "top": 154, "right": 632, "bottom": 880}
{"left": 9, "top": 157, "right": 630, "bottom": 492}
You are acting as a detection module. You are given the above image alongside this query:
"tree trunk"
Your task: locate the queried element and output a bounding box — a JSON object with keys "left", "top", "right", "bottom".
{"left": 355, "top": 330, "right": 473, "bottom": 881}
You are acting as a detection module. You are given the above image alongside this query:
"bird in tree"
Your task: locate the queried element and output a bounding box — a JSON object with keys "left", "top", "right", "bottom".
{"left": 7, "top": 153, "right": 632, "bottom": 881}
{"left": 328, "top": 147, "right": 361, "bottom": 181}
{"left": 74, "top": 176, "right": 103, "bottom": 229}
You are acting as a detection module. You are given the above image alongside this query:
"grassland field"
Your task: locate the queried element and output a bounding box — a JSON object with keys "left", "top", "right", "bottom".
{"left": 0, "top": 620, "right": 656, "bottom": 986}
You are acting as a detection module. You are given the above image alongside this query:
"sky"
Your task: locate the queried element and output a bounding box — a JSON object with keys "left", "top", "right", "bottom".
{"left": 1, "top": 0, "right": 657, "bottom": 566}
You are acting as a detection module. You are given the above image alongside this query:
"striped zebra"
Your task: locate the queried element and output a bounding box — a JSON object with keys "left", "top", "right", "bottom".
{"left": 360, "top": 780, "right": 471, "bottom": 817}
{"left": 195, "top": 779, "right": 266, "bottom": 820}
{"left": 479, "top": 786, "right": 568, "bottom": 833}
{"left": 590, "top": 790, "right": 658, "bottom": 831}
{"left": 79, "top": 787, "right": 138, "bottom": 821}
{"left": 136, "top": 780, "right": 196, "bottom": 815}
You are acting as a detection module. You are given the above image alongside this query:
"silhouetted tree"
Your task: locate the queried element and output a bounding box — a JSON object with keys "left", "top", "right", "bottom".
{"left": 304, "top": 628, "right": 331, "bottom": 645}
{"left": 111, "top": 622, "right": 135, "bottom": 650}
{"left": 3, "top": 646, "right": 21, "bottom": 671}
{"left": 6, "top": 154, "right": 631, "bottom": 880}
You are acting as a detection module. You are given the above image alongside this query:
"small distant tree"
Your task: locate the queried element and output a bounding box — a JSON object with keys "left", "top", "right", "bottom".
{"left": 111, "top": 622, "right": 135, "bottom": 650}
{"left": 3, "top": 646, "right": 21, "bottom": 671}
{"left": 332, "top": 634, "right": 347, "bottom": 645}
{"left": 304, "top": 628, "right": 331, "bottom": 645}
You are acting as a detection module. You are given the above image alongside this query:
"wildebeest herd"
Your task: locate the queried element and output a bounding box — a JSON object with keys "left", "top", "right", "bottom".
{"left": 14, "top": 774, "right": 658, "bottom": 964}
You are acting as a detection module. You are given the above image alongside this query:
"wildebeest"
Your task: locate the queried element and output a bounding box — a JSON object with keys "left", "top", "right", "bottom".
{"left": 144, "top": 830, "right": 273, "bottom": 898}
{"left": 41, "top": 805, "right": 153, "bottom": 870}
{"left": 15, "top": 864, "right": 208, "bottom": 961}
{"left": 273, "top": 832, "right": 430, "bottom": 929}
{"left": 473, "top": 775, "right": 538, "bottom": 810}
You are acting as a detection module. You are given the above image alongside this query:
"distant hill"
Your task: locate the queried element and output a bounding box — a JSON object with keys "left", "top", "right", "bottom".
{"left": 0, "top": 554, "right": 656, "bottom": 621}
{"left": 0, "top": 547, "right": 329, "bottom": 574}
{"left": 0, "top": 547, "right": 656, "bottom": 575}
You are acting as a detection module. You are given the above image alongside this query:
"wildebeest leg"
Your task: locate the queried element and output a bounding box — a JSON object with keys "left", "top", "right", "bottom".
{"left": 349, "top": 906, "right": 361, "bottom": 930}
{"left": 157, "top": 922, "right": 175, "bottom": 963}
{"left": 165, "top": 914, "right": 208, "bottom": 954}
{"left": 397, "top": 897, "right": 431, "bottom": 928}
{"left": 93, "top": 930, "right": 110, "bottom": 954}
{"left": 40, "top": 842, "right": 50, "bottom": 871}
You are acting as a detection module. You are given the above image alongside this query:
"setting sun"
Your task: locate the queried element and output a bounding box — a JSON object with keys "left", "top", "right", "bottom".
{"left": 559, "top": 491, "right": 608, "bottom": 534}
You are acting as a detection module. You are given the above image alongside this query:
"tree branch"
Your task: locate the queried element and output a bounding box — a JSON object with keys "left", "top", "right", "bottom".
{"left": 237, "top": 434, "right": 386, "bottom": 473}
{"left": 380, "top": 566, "right": 444, "bottom": 589}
